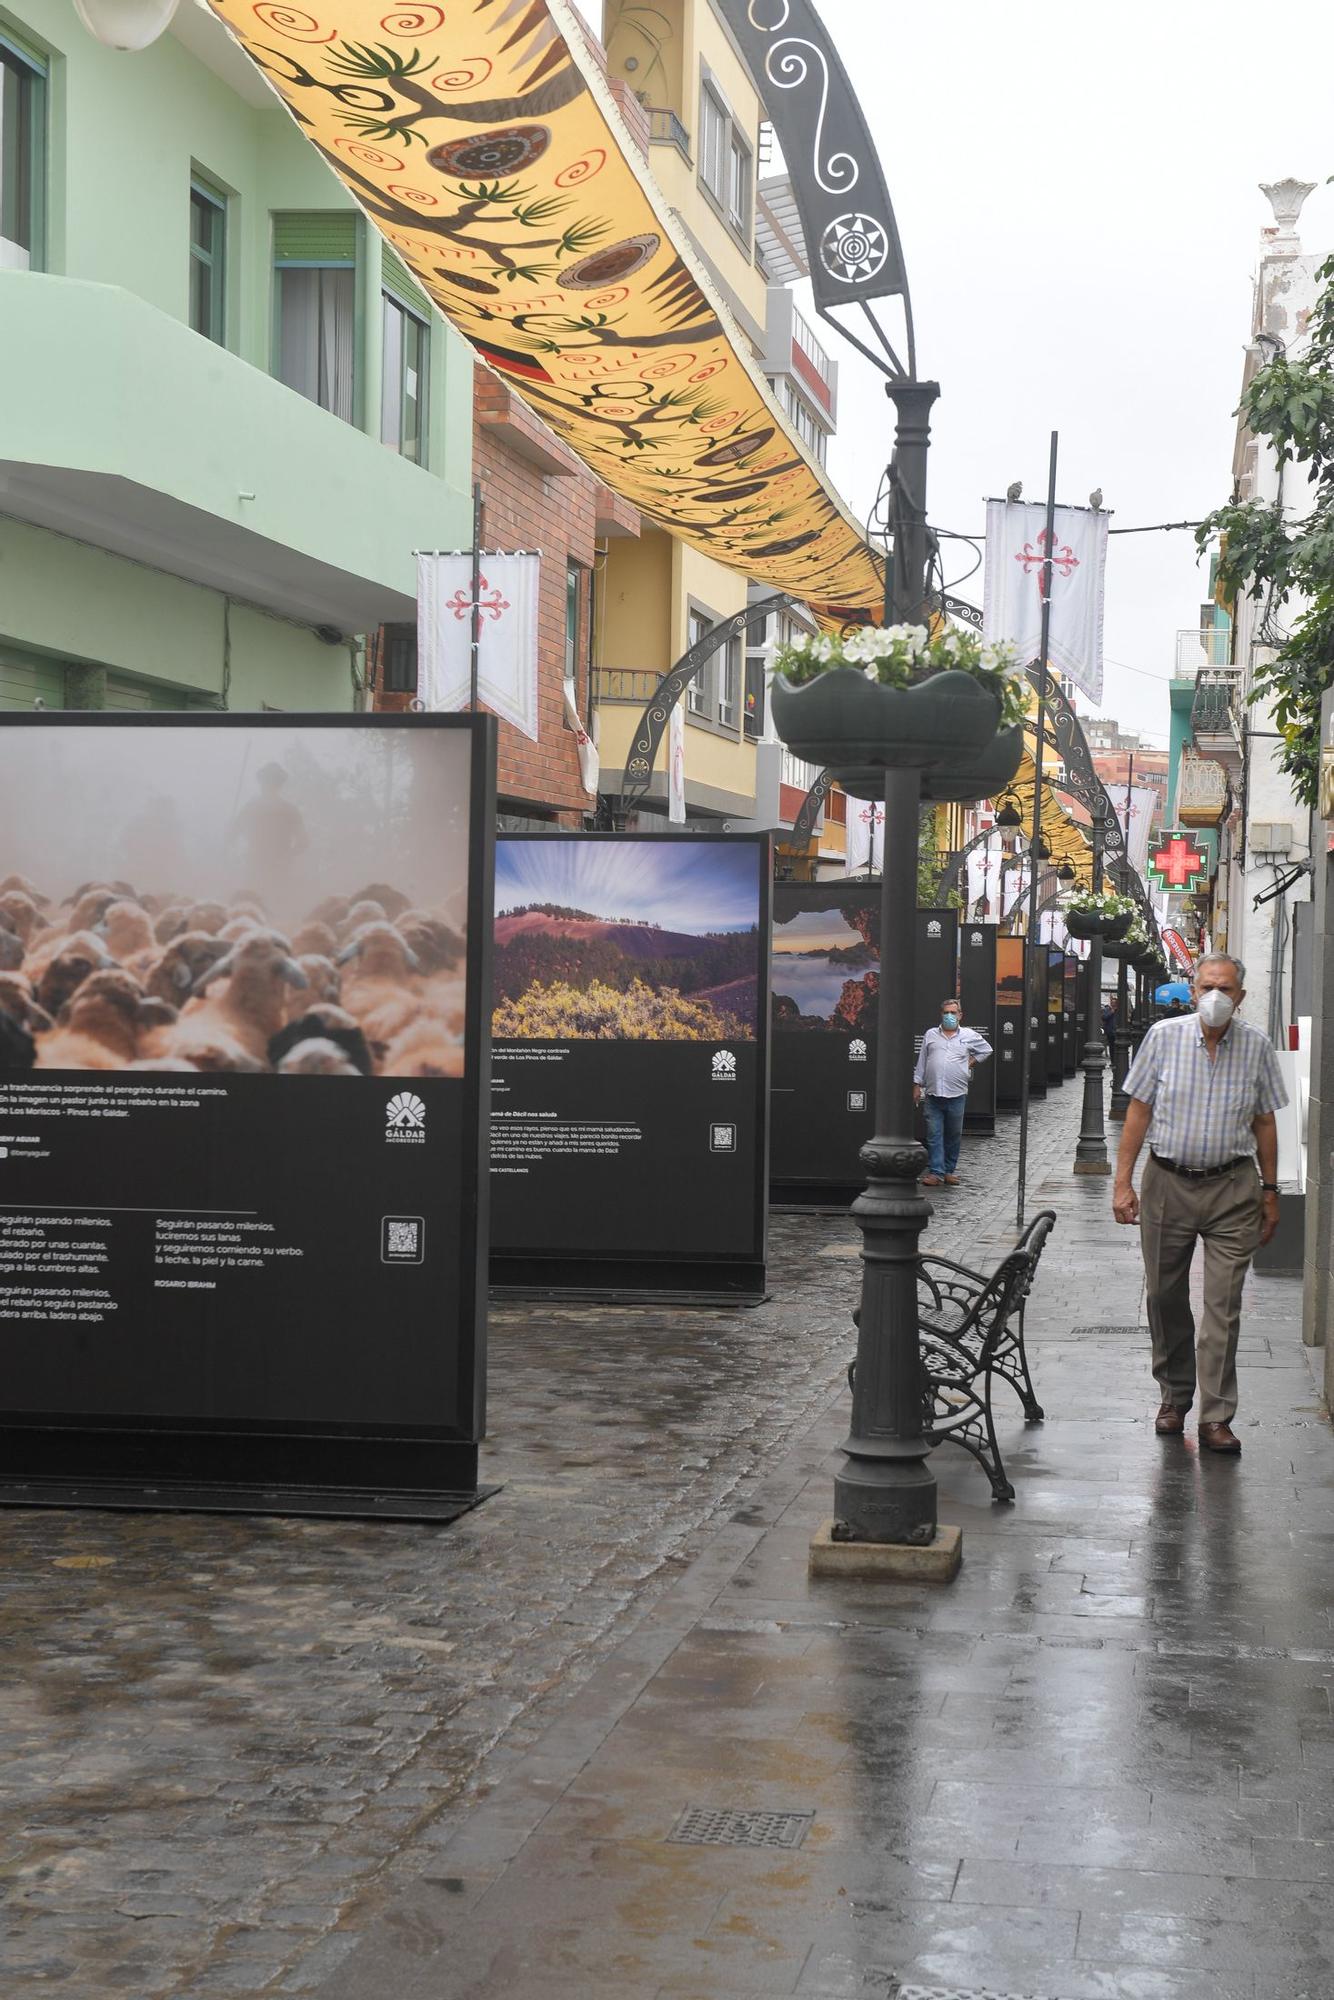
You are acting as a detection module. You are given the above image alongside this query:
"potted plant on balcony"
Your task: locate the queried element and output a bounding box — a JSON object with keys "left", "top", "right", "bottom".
{"left": 769, "top": 622, "right": 1026, "bottom": 779}
{"left": 1061, "top": 887, "right": 1136, "bottom": 942}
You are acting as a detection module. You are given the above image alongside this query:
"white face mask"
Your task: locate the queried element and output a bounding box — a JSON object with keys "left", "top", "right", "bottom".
{"left": 1197, "top": 989, "right": 1235, "bottom": 1029}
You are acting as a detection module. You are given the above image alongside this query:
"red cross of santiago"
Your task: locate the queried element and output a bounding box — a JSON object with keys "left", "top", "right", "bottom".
{"left": 446, "top": 574, "right": 510, "bottom": 623}
{"left": 1015, "top": 529, "right": 1080, "bottom": 601}
{"left": 1150, "top": 833, "right": 1206, "bottom": 889}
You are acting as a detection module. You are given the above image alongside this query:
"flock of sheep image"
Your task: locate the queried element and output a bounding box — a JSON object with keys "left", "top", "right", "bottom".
{"left": 0, "top": 875, "right": 467, "bottom": 1079}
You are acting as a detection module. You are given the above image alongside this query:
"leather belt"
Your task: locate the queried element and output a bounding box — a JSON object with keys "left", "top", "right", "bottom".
{"left": 1150, "top": 1153, "right": 1248, "bottom": 1182}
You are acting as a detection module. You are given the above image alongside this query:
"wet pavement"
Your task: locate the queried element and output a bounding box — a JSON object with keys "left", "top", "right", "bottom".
{"left": 5, "top": 1086, "right": 1331, "bottom": 1997}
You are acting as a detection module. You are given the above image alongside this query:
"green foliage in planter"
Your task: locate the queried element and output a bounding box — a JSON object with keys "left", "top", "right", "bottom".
{"left": 1064, "top": 886, "right": 1137, "bottom": 920}
{"left": 775, "top": 622, "right": 1030, "bottom": 732}
{"left": 1197, "top": 242, "right": 1334, "bottom": 808}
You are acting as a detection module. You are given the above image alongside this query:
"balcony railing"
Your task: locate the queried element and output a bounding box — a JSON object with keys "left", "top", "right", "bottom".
{"left": 1177, "top": 751, "right": 1228, "bottom": 826}
{"left": 1191, "top": 673, "right": 1244, "bottom": 771}
{"left": 645, "top": 106, "right": 691, "bottom": 160}
{"left": 790, "top": 305, "right": 833, "bottom": 388}
{"left": 1175, "top": 625, "right": 1233, "bottom": 678}
{"left": 593, "top": 667, "right": 661, "bottom": 704}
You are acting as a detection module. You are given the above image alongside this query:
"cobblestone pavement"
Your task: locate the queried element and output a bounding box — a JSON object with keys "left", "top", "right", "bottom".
{"left": 310, "top": 1098, "right": 1329, "bottom": 2000}
{"left": 1, "top": 1095, "right": 1080, "bottom": 1996}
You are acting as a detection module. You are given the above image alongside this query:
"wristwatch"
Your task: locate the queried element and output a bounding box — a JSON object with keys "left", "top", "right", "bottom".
{"left": 1261, "top": 1182, "right": 1280, "bottom": 1194}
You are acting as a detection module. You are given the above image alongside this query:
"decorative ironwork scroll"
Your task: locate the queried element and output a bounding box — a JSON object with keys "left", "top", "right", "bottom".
{"left": 620, "top": 595, "right": 790, "bottom": 809}
{"left": 204, "top": 0, "right": 886, "bottom": 627}
{"left": 714, "top": 0, "right": 906, "bottom": 321}
{"left": 789, "top": 765, "right": 836, "bottom": 845}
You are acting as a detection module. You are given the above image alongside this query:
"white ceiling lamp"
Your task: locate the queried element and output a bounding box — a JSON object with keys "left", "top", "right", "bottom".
{"left": 72, "top": 0, "right": 180, "bottom": 51}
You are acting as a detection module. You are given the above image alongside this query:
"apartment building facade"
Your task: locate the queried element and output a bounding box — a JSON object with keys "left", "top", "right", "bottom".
{"left": 0, "top": 0, "right": 473, "bottom": 716}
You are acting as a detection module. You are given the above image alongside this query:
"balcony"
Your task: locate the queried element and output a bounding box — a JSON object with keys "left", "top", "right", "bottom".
{"left": 1177, "top": 750, "right": 1228, "bottom": 826}
{"left": 645, "top": 106, "right": 691, "bottom": 162}
{"left": 593, "top": 667, "right": 660, "bottom": 704}
{"left": 1175, "top": 626, "right": 1233, "bottom": 679}
{"left": 1191, "top": 672, "right": 1244, "bottom": 779}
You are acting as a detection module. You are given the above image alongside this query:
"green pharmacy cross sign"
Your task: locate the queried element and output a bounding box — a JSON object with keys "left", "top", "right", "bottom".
{"left": 1149, "top": 829, "right": 1208, "bottom": 892}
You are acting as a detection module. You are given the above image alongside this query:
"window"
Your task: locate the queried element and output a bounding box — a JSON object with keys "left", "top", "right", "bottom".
{"left": 0, "top": 38, "right": 44, "bottom": 272}
{"left": 189, "top": 179, "right": 227, "bottom": 345}
{"left": 564, "top": 562, "right": 583, "bottom": 681}
{"left": 727, "top": 132, "right": 751, "bottom": 236}
{"left": 274, "top": 213, "right": 358, "bottom": 423}
{"left": 380, "top": 295, "right": 428, "bottom": 462}
{"left": 780, "top": 379, "right": 826, "bottom": 463}
{"left": 718, "top": 632, "right": 741, "bottom": 731}
{"left": 379, "top": 623, "right": 417, "bottom": 696}
{"left": 699, "top": 86, "right": 726, "bottom": 202}
{"left": 686, "top": 609, "right": 712, "bottom": 716}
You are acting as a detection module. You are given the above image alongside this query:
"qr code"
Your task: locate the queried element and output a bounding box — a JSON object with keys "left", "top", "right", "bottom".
{"left": 381, "top": 1215, "right": 424, "bottom": 1264}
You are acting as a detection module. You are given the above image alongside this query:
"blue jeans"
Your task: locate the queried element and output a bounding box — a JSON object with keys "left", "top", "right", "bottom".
{"left": 923, "top": 1093, "right": 967, "bottom": 1177}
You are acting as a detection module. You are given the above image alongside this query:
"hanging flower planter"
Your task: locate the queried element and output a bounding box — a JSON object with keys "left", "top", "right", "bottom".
{"left": 770, "top": 666, "right": 1001, "bottom": 773}
{"left": 767, "top": 623, "right": 1026, "bottom": 775}
{"left": 1061, "top": 888, "right": 1137, "bottom": 941}
{"left": 920, "top": 725, "right": 1025, "bottom": 805}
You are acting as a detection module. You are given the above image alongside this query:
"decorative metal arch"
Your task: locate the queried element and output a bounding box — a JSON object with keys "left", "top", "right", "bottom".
{"left": 619, "top": 595, "right": 792, "bottom": 812}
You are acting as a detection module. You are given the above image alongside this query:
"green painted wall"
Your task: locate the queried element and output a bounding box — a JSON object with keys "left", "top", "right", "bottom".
{"left": 0, "top": 0, "right": 473, "bottom": 710}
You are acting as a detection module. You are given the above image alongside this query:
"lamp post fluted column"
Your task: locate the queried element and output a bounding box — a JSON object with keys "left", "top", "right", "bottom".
{"left": 1110, "top": 954, "right": 1132, "bottom": 1119}
{"left": 1073, "top": 808, "right": 1110, "bottom": 1174}
{"left": 834, "top": 377, "right": 941, "bottom": 1550}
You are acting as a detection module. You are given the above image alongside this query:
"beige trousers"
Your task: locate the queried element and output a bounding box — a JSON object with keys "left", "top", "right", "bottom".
{"left": 1139, "top": 1155, "right": 1264, "bottom": 1424}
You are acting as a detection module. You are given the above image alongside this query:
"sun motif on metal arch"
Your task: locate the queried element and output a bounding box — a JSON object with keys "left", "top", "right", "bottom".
{"left": 819, "top": 212, "right": 890, "bottom": 285}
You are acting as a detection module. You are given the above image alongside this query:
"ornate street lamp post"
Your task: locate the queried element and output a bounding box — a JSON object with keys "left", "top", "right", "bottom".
{"left": 1073, "top": 803, "right": 1111, "bottom": 1175}
{"left": 1109, "top": 955, "right": 1133, "bottom": 1119}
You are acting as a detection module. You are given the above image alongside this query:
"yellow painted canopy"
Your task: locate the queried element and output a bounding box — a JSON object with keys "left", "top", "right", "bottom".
{"left": 1008, "top": 725, "right": 1094, "bottom": 884}
{"left": 206, "top": 0, "right": 886, "bottom": 624}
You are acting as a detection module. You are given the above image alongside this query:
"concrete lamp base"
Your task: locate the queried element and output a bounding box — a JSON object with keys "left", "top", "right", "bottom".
{"left": 1072, "top": 1160, "right": 1112, "bottom": 1177}
{"left": 809, "top": 1520, "right": 962, "bottom": 1583}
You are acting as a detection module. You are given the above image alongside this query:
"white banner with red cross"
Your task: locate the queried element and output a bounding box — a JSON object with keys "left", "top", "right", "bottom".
{"left": 982, "top": 502, "right": 1109, "bottom": 705}
{"left": 1103, "top": 782, "right": 1158, "bottom": 877}
{"left": 845, "top": 799, "right": 884, "bottom": 874}
{"left": 416, "top": 553, "right": 540, "bottom": 740}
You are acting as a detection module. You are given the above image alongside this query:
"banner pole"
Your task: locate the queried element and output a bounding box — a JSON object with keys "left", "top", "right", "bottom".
{"left": 468, "top": 479, "right": 484, "bottom": 713}
{"left": 1015, "top": 430, "right": 1059, "bottom": 1232}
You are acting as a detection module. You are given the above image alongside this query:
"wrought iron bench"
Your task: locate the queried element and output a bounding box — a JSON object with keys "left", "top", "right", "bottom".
{"left": 850, "top": 1210, "right": 1055, "bottom": 1503}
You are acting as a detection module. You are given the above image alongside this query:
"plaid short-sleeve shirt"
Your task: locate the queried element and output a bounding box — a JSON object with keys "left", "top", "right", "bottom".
{"left": 1123, "top": 1014, "right": 1288, "bottom": 1168}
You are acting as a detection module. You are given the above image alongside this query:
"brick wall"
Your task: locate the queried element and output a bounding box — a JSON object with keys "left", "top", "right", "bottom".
{"left": 376, "top": 364, "right": 628, "bottom": 828}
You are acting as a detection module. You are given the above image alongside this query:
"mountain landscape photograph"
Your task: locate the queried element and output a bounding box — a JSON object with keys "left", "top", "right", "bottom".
{"left": 772, "top": 897, "right": 880, "bottom": 1036}
{"left": 492, "top": 839, "right": 762, "bottom": 1041}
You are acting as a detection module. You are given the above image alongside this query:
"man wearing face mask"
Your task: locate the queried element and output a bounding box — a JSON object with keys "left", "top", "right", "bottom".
{"left": 913, "top": 997, "right": 992, "bottom": 1188}
{"left": 1112, "top": 952, "right": 1287, "bottom": 1454}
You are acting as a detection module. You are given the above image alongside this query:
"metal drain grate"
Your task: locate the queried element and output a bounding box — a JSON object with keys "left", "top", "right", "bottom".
{"left": 667, "top": 1805, "right": 813, "bottom": 1849}
{"left": 896, "top": 1986, "right": 1050, "bottom": 2000}
{"left": 1072, "top": 1324, "right": 1150, "bottom": 1339}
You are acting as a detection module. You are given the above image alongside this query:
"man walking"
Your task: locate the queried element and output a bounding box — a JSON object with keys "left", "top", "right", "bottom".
{"left": 914, "top": 997, "right": 992, "bottom": 1188}
{"left": 1112, "top": 953, "right": 1286, "bottom": 1454}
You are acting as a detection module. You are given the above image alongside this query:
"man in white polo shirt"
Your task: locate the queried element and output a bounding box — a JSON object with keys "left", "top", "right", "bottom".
{"left": 1112, "top": 952, "right": 1287, "bottom": 1455}
{"left": 913, "top": 996, "right": 992, "bottom": 1188}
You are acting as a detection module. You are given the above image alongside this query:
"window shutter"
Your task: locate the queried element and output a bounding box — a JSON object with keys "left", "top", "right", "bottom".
{"left": 273, "top": 212, "right": 358, "bottom": 266}
{"left": 382, "top": 249, "right": 431, "bottom": 321}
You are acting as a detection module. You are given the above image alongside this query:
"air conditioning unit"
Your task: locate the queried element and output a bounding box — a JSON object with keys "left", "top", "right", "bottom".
{"left": 1251, "top": 821, "right": 1293, "bottom": 856}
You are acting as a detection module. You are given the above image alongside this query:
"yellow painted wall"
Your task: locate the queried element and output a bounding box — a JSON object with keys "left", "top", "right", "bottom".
{"left": 601, "top": 533, "right": 674, "bottom": 670}
{"left": 604, "top": 0, "right": 768, "bottom": 337}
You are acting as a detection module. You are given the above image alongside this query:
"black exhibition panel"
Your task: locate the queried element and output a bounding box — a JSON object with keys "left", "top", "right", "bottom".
{"left": 769, "top": 893, "right": 956, "bottom": 1204}
{"left": 1026, "top": 944, "right": 1048, "bottom": 1099}
{"left": 488, "top": 833, "right": 771, "bottom": 1298}
{"left": 1045, "top": 947, "right": 1065, "bottom": 1086}
{"left": 1063, "top": 954, "right": 1080, "bottom": 1075}
{"left": 958, "top": 920, "right": 997, "bottom": 1134}
{"left": 0, "top": 711, "right": 495, "bottom": 1516}
{"left": 994, "top": 935, "right": 1025, "bottom": 1109}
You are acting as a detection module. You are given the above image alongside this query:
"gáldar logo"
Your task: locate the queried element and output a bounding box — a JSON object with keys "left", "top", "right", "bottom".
{"left": 385, "top": 1091, "right": 427, "bottom": 1144}
{"left": 848, "top": 1038, "right": 868, "bottom": 1063}
{"left": 710, "top": 1049, "right": 737, "bottom": 1083}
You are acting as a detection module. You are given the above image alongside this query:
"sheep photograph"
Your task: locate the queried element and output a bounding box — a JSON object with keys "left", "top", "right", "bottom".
{"left": 492, "top": 838, "right": 762, "bottom": 1041}
{"left": 0, "top": 722, "right": 473, "bottom": 1080}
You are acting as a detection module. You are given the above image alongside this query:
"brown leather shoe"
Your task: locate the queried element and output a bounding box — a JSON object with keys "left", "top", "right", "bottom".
{"left": 943, "top": 1174, "right": 961, "bottom": 1185}
{"left": 1155, "top": 1402, "right": 1186, "bottom": 1436}
{"left": 921, "top": 1173, "right": 942, "bottom": 1186}
{"left": 1199, "top": 1420, "right": 1242, "bottom": 1455}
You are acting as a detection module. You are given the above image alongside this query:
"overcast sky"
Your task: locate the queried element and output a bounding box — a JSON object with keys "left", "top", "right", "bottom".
{"left": 809, "top": 0, "right": 1334, "bottom": 746}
